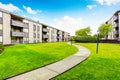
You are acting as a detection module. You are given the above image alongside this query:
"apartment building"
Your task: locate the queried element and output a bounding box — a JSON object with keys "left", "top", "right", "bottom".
{"left": 0, "top": 8, "right": 69, "bottom": 45}
{"left": 106, "top": 10, "right": 120, "bottom": 40}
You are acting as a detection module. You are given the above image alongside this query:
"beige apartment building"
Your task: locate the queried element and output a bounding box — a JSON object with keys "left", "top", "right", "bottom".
{"left": 0, "top": 8, "right": 69, "bottom": 45}
{"left": 106, "top": 10, "right": 120, "bottom": 40}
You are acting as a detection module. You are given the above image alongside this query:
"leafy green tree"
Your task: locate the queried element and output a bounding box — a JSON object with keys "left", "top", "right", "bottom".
{"left": 98, "top": 24, "right": 113, "bottom": 39}
{"left": 75, "top": 27, "right": 91, "bottom": 36}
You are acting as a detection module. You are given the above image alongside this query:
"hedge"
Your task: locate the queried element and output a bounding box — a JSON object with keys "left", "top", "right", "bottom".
{"left": 73, "top": 36, "right": 97, "bottom": 42}
{"left": 0, "top": 44, "right": 3, "bottom": 50}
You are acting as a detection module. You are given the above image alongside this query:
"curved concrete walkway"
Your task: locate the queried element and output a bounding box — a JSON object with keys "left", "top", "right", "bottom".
{"left": 6, "top": 44, "right": 90, "bottom": 80}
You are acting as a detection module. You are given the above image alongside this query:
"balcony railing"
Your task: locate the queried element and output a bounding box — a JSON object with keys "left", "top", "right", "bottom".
{"left": 114, "top": 23, "right": 119, "bottom": 27}
{"left": 57, "top": 31, "right": 62, "bottom": 34}
{"left": 24, "top": 32, "right": 29, "bottom": 37}
{"left": 24, "top": 41, "right": 29, "bottom": 43}
{"left": 11, "top": 31, "right": 24, "bottom": 37}
{"left": 114, "top": 31, "right": 119, "bottom": 34}
{"left": 11, "top": 19, "right": 28, "bottom": 28}
{"left": 0, "top": 30, "right": 2, "bottom": 36}
{"left": 11, "top": 40, "right": 23, "bottom": 44}
{"left": 43, "top": 34, "right": 48, "bottom": 39}
{"left": 42, "top": 28, "right": 48, "bottom": 32}
{"left": 114, "top": 16, "right": 118, "bottom": 22}
{"left": 0, "top": 17, "right": 2, "bottom": 24}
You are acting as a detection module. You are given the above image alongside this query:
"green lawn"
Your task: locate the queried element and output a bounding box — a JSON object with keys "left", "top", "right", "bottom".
{"left": 54, "top": 43, "right": 120, "bottom": 80}
{"left": 0, "top": 42, "right": 78, "bottom": 80}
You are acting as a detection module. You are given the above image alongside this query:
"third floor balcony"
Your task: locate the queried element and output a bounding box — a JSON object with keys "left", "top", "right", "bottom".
{"left": 42, "top": 28, "right": 48, "bottom": 32}
{"left": 113, "top": 16, "right": 119, "bottom": 22}
{"left": 11, "top": 19, "right": 28, "bottom": 28}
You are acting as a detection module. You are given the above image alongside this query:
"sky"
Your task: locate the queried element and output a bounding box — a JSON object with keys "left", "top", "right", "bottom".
{"left": 0, "top": 0, "right": 120, "bottom": 35}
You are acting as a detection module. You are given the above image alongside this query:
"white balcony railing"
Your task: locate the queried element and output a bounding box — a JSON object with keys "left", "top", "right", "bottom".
{"left": 114, "top": 23, "right": 119, "bottom": 27}
{"left": 0, "top": 17, "right": 2, "bottom": 24}
{"left": 113, "top": 16, "right": 118, "bottom": 21}
{"left": 11, "top": 31, "right": 24, "bottom": 37}
{"left": 43, "top": 34, "right": 48, "bottom": 38}
{"left": 0, "top": 30, "right": 2, "bottom": 36}
{"left": 43, "top": 28, "right": 48, "bottom": 32}
{"left": 11, "top": 19, "right": 28, "bottom": 28}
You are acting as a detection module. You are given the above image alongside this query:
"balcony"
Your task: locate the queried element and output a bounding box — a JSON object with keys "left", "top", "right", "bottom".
{"left": 0, "top": 17, "right": 2, "bottom": 24}
{"left": 11, "top": 31, "right": 24, "bottom": 37}
{"left": 114, "top": 31, "right": 119, "bottom": 34}
{"left": 57, "top": 36, "right": 61, "bottom": 39}
{"left": 11, "top": 39, "right": 23, "bottom": 44}
{"left": 42, "top": 28, "right": 48, "bottom": 32}
{"left": 0, "top": 30, "right": 2, "bottom": 36}
{"left": 114, "top": 16, "right": 118, "bottom": 22}
{"left": 11, "top": 19, "right": 28, "bottom": 28}
{"left": 43, "top": 34, "right": 48, "bottom": 39}
{"left": 114, "top": 23, "right": 119, "bottom": 27}
{"left": 57, "top": 31, "right": 61, "bottom": 34}
{"left": 24, "top": 32, "right": 29, "bottom": 37}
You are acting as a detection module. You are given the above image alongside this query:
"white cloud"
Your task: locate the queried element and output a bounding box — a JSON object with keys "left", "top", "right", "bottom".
{"left": 33, "top": 17, "right": 40, "bottom": 21}
{"left": 95, "top": 0, "right": 120, "bottom": 5}
{"left": 53, "top": 16, "right": 83, "bottom": 36}
{"left": 0, "top": 2, "right": 21, "bottom": 12}
{"left": 23, "top": 5, "right": 42, "bottom": 15}
{"left": 87, "top": 5, "right": 97, "bottom": 9}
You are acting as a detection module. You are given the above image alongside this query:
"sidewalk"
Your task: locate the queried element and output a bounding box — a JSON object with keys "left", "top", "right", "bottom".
{"left": 6, "top": 44, "right": 90, "bottom": 80}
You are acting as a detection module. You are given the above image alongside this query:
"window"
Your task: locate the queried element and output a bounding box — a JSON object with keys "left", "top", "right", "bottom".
{"left": 23, "top": 29, "right": 28, "bottom": 32}
{"left": 0, "top": 36, "right": 2, "bottom": 42}
{"left": 47, "top": 29, "right": 49, "bottom": 33}
{"left": 38, "top": 33, "right": 40, "bottom": 38}
{"left": 37, "top": 40, "right": 40, "bottom": 42}
{"left": 34, "top": 33, "right": 36, "bottom": 38}
{"left": 37, "top": 26, "right": 40, "bottom": 31}
{"left": 34, "top": 40, "right": 36, "bottom": 43}
{"left": 26, "top": 38, "right": 28, "bottom": 41}
{"left": 0, "top": 24, "right": 2, "bottom": 29}
{"left": 0, "top": 12, "right": 2, "bottom": 17}
{"left": 33, "top": 24, "right": 36, "bottom": 31}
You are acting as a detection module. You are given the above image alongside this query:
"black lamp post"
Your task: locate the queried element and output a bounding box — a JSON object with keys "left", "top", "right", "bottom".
{"left": 70, "top": 37, "right": 72, "bottom": 46}
{"left": 96, "top": 30, "right": 100, "bottom": 54}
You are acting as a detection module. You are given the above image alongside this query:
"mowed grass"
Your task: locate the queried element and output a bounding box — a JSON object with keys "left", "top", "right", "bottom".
{"left": 54, "top": 43, "right": 120, "bottom": 80}
{"left": 0, "top": 42, "right": 78, "bottom": 80}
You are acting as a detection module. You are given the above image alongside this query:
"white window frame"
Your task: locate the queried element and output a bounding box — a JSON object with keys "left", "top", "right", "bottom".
{"left": 0, "top": 12, "right": 2, "bottom": 17}
{"left": 0, "top": 24, "right": 2, "bottom": 29}
{"left": 0, "top": 36, "right": 2, "bottom": 42}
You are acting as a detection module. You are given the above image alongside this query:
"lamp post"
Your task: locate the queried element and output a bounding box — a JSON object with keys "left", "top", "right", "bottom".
{"left": 70, "top": 37, "right": 72, "bottom": 46}
{"left": 96, "top": 30, "right": 100, "bottom": 54}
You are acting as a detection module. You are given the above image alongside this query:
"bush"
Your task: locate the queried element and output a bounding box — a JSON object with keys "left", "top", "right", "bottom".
{"left": 73, "top": 36, "right": 97, "bottom": 42}
{"left": 0, "top": 44, "right": 3, "bottom": 50}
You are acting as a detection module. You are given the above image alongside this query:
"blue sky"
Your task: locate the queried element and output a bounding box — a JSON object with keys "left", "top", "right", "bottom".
{"left": 0, "top": 0, "right": 120, "bottom": 35}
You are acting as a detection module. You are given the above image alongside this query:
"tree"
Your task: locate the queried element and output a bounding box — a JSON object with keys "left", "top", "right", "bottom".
{"left": 98, "top": 24, "right": 113, "bottom": 39}
{"left": 75, "top": 27, "right": 91, "bottom": 36}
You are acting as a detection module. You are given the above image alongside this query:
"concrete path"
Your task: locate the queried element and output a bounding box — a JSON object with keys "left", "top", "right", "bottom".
{"left": 6, "top": 44, "right": 90, "bottom": 80}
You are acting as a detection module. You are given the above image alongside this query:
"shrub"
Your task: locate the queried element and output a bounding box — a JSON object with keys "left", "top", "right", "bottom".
{"left": 73, "top": 36, "right": 97, "bottom": 42}
{"left": 0, "top": 44, "right": 3, "bottom": 50}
